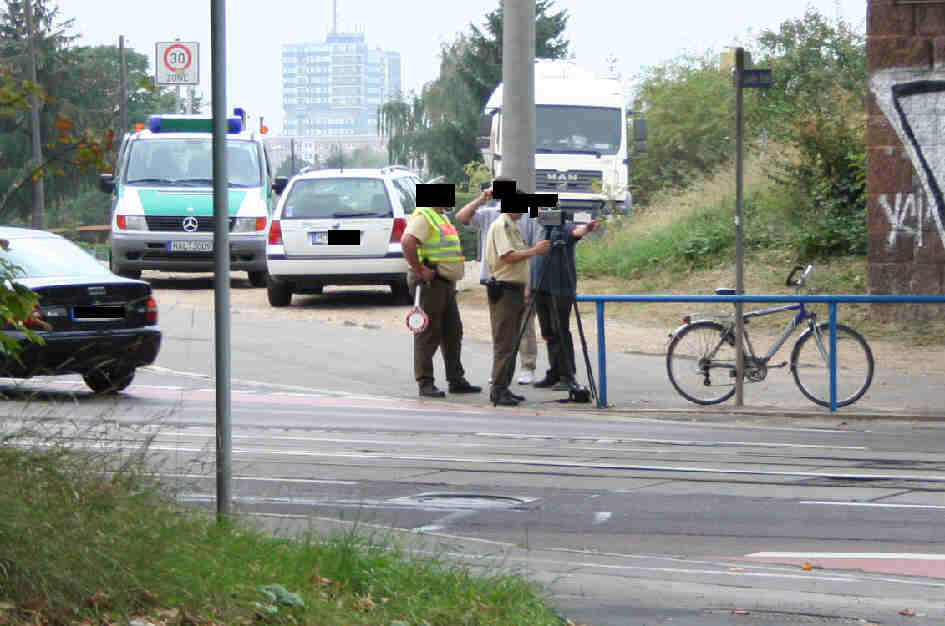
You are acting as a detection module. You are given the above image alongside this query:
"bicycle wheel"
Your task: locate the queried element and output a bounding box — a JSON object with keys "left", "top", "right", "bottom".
{"left": 666, "top": 320, "right": 737, "bottom": 405}
{"left": 791, "top": 323, "right": 874, "bottom": 408}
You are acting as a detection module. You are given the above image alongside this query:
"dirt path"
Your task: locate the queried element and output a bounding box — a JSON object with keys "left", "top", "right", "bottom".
{"left": 152, "top": 263, "right": 945, "bottom": 378}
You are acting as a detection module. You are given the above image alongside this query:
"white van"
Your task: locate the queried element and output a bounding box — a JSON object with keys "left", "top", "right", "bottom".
{"left": 99, "top": 110, "right": 274, "bottom": 286}
{"left": 480, "top": 59, "right": 638, "bottom": 219}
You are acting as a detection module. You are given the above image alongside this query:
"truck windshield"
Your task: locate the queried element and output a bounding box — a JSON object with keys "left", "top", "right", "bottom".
{"left": 125, "top": 139, "right": 262, "bottom": 187}
{"left": 536, "top": 106, "right": 621, "bottom": 155}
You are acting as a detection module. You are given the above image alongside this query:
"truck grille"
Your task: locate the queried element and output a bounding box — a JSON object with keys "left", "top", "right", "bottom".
{"left": 536, "top": 170, "right": 603, "bottom": 193}
{"left": 144, "top": 216, "right": 236, "bottom": 232}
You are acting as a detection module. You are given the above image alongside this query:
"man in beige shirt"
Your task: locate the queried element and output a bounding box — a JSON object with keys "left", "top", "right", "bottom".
{"left": 485, "top": 211, "right": 551, "bottom": 406}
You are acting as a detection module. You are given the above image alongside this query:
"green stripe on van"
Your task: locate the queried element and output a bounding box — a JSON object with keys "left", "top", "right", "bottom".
{"left": 138, "top": 189, "right": 247, "bottom": 217}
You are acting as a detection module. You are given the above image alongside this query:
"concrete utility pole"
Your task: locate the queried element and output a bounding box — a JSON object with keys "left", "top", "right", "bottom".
{"left": 119, "top": 36, "right": 128, "bottom": 134}
{"left": 24, "top": 0, "right": 44, "bottom": 229}
{"left": 501, "top": 0, "right": 536, "bottom": 196}
{"left": 210, "top": 0, "right": 232, "bottom": 521}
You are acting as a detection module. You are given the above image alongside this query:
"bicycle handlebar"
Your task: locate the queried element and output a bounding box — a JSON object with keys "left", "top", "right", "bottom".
{"left": 785, "top": 264, "right": 814, "bottom": 288}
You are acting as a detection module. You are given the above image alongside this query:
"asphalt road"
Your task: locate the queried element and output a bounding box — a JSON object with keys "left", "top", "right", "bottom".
{"left": 3, "top": 281, "right": 944, "bottom": 625}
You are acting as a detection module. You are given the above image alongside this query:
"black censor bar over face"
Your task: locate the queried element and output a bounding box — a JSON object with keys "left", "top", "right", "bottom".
{"left": 416, "top": 183, "right": 456, "bottom": 208}
{"left": 490, "top": 179, "right": 557, "bottom": 218}
{"left": 417, "top": 180, "right": 558, "bottom": 217}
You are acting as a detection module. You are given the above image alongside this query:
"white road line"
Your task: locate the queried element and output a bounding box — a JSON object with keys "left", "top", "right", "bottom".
{"left": 802, "top": 501, "right": 945, "bottom": 510}
{"left": 476, "top": 432, "right": 867, "bottom": 450}
{"left": 593, "top": 512, "right": 612, "bottom": 525}
{"left": 746, "top": 552, "right": 945, "bottom": 560}
{"left": 144, "top": 473, "right": 357, "bottom": 485}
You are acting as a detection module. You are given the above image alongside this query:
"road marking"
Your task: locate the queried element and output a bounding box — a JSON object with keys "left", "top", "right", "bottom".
{"left": 476, "top": 432, "right": 868, "bottom": 450}
{"left": 741, "top": 552, "right": 945, "bottom": 579}
{"left": 747, "top": 552, "right": 945, "bottom": 560}
{"left": 802, "top": 501, "right": 945, "bottom": 510}
{"left": 593, "top": 512, "right": 612, "bottom": 525}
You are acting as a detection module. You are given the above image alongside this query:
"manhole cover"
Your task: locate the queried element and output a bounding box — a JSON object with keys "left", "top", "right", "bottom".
{"left": 387, "top": 492, "right": 537, "bottom": 510}
{"left": 704, "top": 609, "right": 872, "bottom": 624}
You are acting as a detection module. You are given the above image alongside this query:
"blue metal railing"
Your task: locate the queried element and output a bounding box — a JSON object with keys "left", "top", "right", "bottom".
{"left": 574, "top": 294, "right": 945, "bottom": 411}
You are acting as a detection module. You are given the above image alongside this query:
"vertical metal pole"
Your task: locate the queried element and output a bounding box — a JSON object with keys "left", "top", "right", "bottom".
{"left": 502, "top": 0, "right": 536, "bottom": 196}
{"left": 596, "top": 301, "right": 607, "bottom": 408}
{"left": 119, "top": 36, "right": 128, "bottom": 134}
{"left": 290, "top": 138, "right": 296, "bottom": 175}
{"left": 25, "top": 0, "right": 44, "bottom": 230}
{"left": 211, "top": 0, "right": 232, "bottom": 521}
{"left": 734, "top": 48, "right": 746, "bottom": 406}
{"left": 829, "top": 302, "right": 838, "bottom": 412}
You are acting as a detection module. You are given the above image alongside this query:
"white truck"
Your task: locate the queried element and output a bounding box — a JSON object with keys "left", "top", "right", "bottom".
{"left": 478, "top": 58, "right": 645, "bottom": 219}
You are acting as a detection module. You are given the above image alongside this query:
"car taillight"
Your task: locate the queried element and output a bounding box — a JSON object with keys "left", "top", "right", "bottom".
{"left": 390, "top": 218, "right": 406, "bottom": 243}
{"left": 268, "top": 219, "right": 283, "bottom": 245}
{"left": 146, "top": 296, "right": 158, "bottom": 324}
{"left": 117, "top": 215, "right": 127, "bottom": 230}
{"left": 255, "top": 216, "right": 267, "bottom": 231}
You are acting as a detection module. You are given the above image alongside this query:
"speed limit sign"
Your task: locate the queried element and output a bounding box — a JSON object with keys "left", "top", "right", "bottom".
{"left": 155, "top": 41, "right": 199, "bottom": 86}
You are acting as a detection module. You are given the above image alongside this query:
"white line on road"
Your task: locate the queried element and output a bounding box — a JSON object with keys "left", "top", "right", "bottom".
{"left": 801, "top": 501, "right": 945, "bottom": 510}
{"left": 476, "top": 432, "right": 868, "bottom": 450}
{"left": 746, "top": 552, "right": 945, "bottom": 560}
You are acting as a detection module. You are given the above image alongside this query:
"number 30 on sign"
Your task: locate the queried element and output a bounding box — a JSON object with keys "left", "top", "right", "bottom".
{"left": 155, "top": 41, "right": 199, "bottom": 86}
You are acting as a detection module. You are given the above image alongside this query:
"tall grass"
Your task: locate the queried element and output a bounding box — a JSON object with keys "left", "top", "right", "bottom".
{"left": 0, "top": 422, "right": 563, "bottom": 625}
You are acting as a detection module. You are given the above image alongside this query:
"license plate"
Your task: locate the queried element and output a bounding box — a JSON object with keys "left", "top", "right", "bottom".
{"left": 169, "top": 240, "right": 213, "bottom": 252}
{"left": 574, "top": 211, "right": 592, "bottom": 223}
{"left": 311, "top": 232, "right": 327, "bottom": 245}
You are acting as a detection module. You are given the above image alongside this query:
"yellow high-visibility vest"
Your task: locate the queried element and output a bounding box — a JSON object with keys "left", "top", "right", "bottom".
{"left": 416, "top": 207, "right": 464, "bottom": 264}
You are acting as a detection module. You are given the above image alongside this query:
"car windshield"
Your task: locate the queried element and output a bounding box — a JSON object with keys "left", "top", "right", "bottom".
{"left": 281, "top": 178, "right": 392, "bottom": 219}
{"left": 1, "top": 238, "right": 111, "bottom": 278}
{"left": 536, "top": 105, "right": 622, "bottom": 155}
{"left": 124, "top": 138, "right": 261, "bottom": 187}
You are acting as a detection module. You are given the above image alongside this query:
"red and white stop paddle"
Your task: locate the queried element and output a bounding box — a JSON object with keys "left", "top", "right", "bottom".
{"left": 405, "top": 284, "right": 429, "bottom": 334}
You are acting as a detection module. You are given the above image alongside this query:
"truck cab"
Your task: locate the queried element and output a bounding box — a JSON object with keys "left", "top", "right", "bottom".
{"left": 480, "top": 59, "right": 638, "bottom": 221}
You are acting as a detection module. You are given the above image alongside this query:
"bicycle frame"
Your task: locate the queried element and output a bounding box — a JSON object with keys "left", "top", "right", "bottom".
{"left": 690, "top": 301, "right": 816, "bottom": 365}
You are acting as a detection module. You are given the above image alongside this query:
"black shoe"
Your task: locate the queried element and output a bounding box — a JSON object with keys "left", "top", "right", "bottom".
{"left": 490, "top": 390, "right": 522, "bottom": 406}
{"left": 419, "top": 384, "right": 446, "bottom": 398}
{"left": 509, "top": 391, "right": 526, "bottom": 402}
{"left": 533, "top": 373, "right": 559, "bottom": 388}
{"left": 448, "top": 380, "right": 482, "bottom": 394}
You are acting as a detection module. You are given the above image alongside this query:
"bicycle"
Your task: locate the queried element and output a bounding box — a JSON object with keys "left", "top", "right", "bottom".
{"left": 665, "top": 265, "right": 874, "bottom": 408}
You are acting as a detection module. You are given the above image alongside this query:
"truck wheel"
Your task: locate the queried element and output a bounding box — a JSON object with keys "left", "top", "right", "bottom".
{"left": 248, "top": 270, "right": 268, "bottom": 287}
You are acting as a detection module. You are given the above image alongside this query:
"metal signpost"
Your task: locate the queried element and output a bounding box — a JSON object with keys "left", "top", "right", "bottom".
{"left": 155, "top": 41, "right": 199, "bottom": 113}
{"left": 733, "top": 47, "right": 771, "bottom": 406}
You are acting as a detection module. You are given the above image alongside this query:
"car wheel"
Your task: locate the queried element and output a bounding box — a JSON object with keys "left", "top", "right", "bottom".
{"left": 83, "top": 366, "right": 135, "bottom": 394}
{"left": 110, "top": 252, "right": 142, "bottom": 280}
{"left": 391, "top": 279, "right": 411, "bottom": 305}
{"left": 267, "top": 280, "right": 292, "bottom": 307}
{"left": 248, "top": 270, "right": 268, "bottom": 287}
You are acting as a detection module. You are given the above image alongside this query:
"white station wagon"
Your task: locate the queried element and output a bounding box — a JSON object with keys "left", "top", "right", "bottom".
{"left": 265, "top": 166, "right": 421, "bottom": 307}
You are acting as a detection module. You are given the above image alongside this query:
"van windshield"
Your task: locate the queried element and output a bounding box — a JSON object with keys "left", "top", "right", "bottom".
{"left": 124, "top": 138, "right": 261, "bottom": 187}
{"left": 281, "top": 178, "right": 392, "bottom": 219}
{"left": 536, "top": 106, "right": 621, "bottom": 155}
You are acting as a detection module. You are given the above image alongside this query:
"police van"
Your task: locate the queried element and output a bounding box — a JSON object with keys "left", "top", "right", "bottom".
{"left": 100, "top": 109, "right": 275, "bottom": 286}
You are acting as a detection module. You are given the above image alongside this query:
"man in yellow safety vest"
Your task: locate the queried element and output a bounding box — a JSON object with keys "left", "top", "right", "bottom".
{"left": 401, "top": 197, "right": 482, "bottom": 398}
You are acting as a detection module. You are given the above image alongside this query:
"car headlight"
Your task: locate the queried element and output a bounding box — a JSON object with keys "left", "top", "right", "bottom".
{"left": 232, "top": 217, "right": 267, "bottom": 232}
{"left": 117, "top": 215, "right": 148, "bottom": 231}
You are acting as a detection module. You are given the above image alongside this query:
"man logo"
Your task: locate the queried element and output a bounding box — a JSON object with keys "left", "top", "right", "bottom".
{"left": 182, "top": 216, "right": 199, "bottom": 232}
{"left": 547, "top": 172, "right": 579, "bottom": 182}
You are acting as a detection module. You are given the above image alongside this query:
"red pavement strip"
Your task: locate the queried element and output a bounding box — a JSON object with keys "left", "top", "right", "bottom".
{"left": 739, "top": 553, "right": 945, "bottom": 579}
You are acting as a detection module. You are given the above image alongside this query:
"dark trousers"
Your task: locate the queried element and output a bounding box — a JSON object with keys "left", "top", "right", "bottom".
{"left": 410, "top": 278, "right": 465, "bottom": 387}
{"left": 535, "top": 291, "right": 576, "bottom": 381}
{"left": 488, "top": 286, "right": 525, "bottom": 394}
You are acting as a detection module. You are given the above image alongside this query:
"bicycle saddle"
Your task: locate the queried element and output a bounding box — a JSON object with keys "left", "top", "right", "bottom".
{"left": 715, "top": 288, "right": 737, "bottom": 296}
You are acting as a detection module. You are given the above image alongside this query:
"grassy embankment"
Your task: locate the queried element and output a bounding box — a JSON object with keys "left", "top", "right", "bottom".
{"left": 574, "top": 155, "right": 945, "bottom": 348}
{"left": 0, "top": 428, "right": 565, "bottom": 625}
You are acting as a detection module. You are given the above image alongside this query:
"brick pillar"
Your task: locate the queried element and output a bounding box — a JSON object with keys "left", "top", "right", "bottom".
{"left": 867, "top": 0, "right": 945, "bottom": 321}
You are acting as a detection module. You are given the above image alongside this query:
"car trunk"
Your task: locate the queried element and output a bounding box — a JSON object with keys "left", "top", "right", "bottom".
{"left": 24, "top": 279, "right": 154, "bottom": 332}
{"left": 280, "top": 218, "right": 392, "bottom": 258}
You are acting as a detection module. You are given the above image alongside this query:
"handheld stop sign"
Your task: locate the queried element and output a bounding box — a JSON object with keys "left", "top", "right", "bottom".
{"left": 406, "top": 284, "right": 429, "bottom": 334}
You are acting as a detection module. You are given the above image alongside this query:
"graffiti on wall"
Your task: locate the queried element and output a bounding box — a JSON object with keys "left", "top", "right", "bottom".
{"left": 870, "top": 69, "right": 945, "bottom": 251}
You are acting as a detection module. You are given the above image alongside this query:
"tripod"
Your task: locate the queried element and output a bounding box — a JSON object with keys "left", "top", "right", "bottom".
{"left": 512, "top": 224, "right": 599, "bottom": 405}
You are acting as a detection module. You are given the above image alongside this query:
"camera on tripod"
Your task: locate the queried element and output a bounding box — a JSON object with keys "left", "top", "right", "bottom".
{"left": 536, "top": 208, "right": 572, "bottom": 228}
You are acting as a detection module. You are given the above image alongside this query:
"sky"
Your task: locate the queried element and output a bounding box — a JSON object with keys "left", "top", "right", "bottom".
{"left": 62, "top": 0, "right": 868, "bottom": 133}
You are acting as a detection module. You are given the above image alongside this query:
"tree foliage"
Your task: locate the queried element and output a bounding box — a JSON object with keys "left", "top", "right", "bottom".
{"left": 378, "top": 0, "right": 570, "bottom": 184}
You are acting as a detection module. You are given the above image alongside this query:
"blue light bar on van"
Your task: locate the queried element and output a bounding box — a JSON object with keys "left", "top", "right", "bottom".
{"left": 147, "top": 115, "right": 243, "bottom": 134}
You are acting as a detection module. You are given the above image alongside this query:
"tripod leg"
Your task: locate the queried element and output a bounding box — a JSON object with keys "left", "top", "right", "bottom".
{"left": 573, "top": 299, "right": 600, "bottom": 406}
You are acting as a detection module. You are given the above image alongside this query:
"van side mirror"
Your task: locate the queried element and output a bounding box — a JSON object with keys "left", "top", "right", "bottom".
{"left": 476, "top": 137, "right": 490, "bottom": 150}
{"left": 98, "top": 173, "right": 115, "bottom": 194}
{"left": 632, "top": 118, "right": 648, "bottom": 155}
{"left": 272, "top": 176, "right": 289, "bottom": 195}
